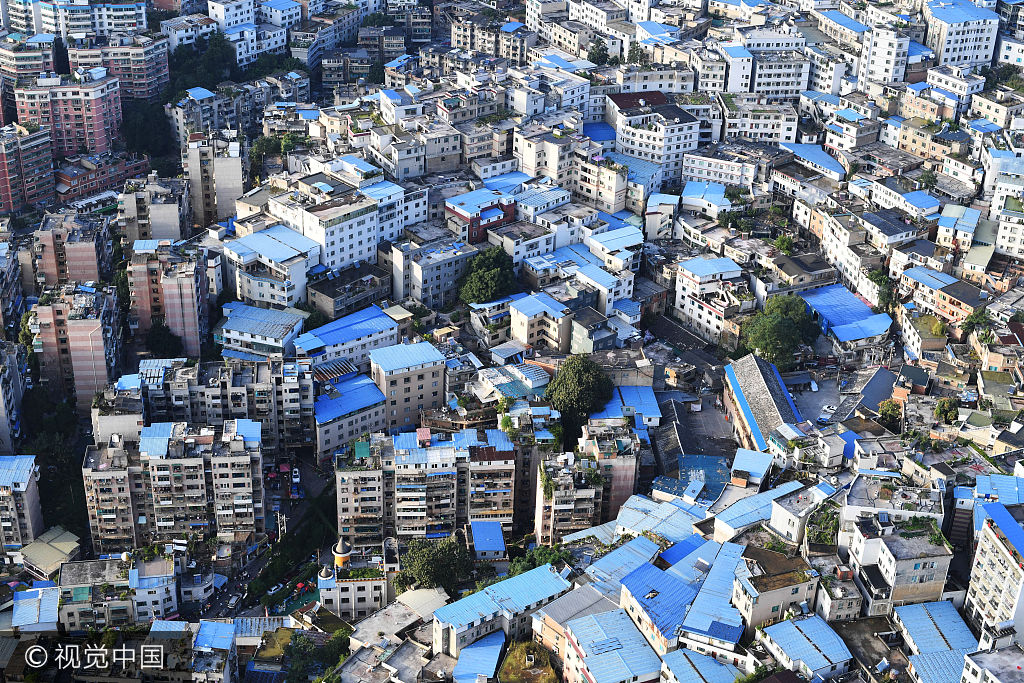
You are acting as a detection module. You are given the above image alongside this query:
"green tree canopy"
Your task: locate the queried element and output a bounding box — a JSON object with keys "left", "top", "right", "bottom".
{"left": 458, "top": 247, "right": 518, "bottom": 304}
{"left": 545, "top": 355, "right": 614, "bottom": 445}
{"left": 740, "top": 295, "right": 819, "bottom": 370}
{"left": 588, "top": 38, "right": 609, "bottom": 65}
{"left": 774, "top": 234, "right": 793, "bottom": 255}
{"left": 369, "top": 61, "right": 385, "bottom": 84}
{"left": 394, "top": 536, "right": 473, "bottom": 596}
{"left": 868, "top": 268, "right": 896, "bottom": 313}
{"left": 934, "top": 397, "right": 960, "bottom": 424}
{"left": 146, "top": 321, "right": 185, "bottom": 358}
{"left": 361, "top": 12, "right": 395, "bottom": 26}
{"left": 962, "top": 308, "right": 991, "bottom": 335}
{"left": 877, "top": 399, "right": 901, "bottom": 432}
{"left": 509, "top": 546, "right": 572, "bottom": 576}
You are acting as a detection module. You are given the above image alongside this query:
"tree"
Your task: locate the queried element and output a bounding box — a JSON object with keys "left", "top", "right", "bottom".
{"left": 935, "top": 397, "right": 960, "bottom": 424}
{"left": 146, "top": 321, "right": 184, "bottom": 358}
{"left": 868, "top": 268, "right": 896, "bottom": 313}
{"left": 919, "top": 169, "right": 937, "bottom": 189}
{"left": 962, "top": 308, "right": 991, "bottom": 336}
{"left": 18, "top": 312, "right": 33, "bottom": 347}
{"left": 545, "top": 355, "right": 614, "bottom": 446}
{"left": 249, "top": 135, "right": 282, "bottom": 167}
{"left": 508, "top": 546, "right": 572, "bottom": 576}
{"left": 774, "top": 234, "right": 794, "bottom": 255}
{"left": 587, "top": 38, "right": 609, "bottom": 66}
{"left": 394, "top": 536, "right": 473, "bottom": 596}
{"left": 122, "top": 100, "right": 176, "bottom": 159}
{"left": 458, "top": 247, "right": 518, "bottom": 304}
{"left": 1011, "top": 311, "right": 1024, "bottom": 323}
{"left": 877, "top": 399, "right": 902, "bottom": 432}
{"left": 740, "top": 295, "right": 818, "bottom": 370}
{"left": 627, "top": 42, "right": 648, "bottom": 65}
{"left": 296, "top": 302, "right": 329, "bottom": 331}
{"left": 930, "top": 319, "right": 947, "bottom": 337}
{"left": 285, "top": 633, "right": 320, "bottom": 683}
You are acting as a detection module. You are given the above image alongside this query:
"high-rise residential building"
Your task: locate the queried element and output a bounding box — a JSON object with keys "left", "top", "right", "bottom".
{"left": 858, "top": 27, "right": 909, "bottom": 85}
{"left": 29, "top": 283, "right": 122, "bottom": 412}
{"left": 534, "top": 452, "right": 603, "bottom": 546}
{"left": 32, "top": 213, "right": 111, "bottom": 289}
{"left": 965, "top": 503, "right": 1024, "bottom": 650}
{"left": 83, "top": 420, "right": 265, "bottom": 556}
{"left": 117, "top": 173, "right": 191, "bottom": 241}
{"left": 106, "top": 358, "right": 315, "bottom": 456}
{"left": 923, "top": 0, "right": 998, "bottom": 67}
{"left": 127, "top": 240, "right": 208, "bottom": 356}
{"left": 577, "top": 419, "right": 641, "bottom": 522}
{"left": 67, "top": 34, "right": 170, "bottom": 100}
{"left": 368, "top": 342, "right": 446, "bottom": 431}
{"left": 338, "top": 428, "right": 516, "bottom": 552}
{"left": 6, "top": 0, "right": 146, "bottom": 38}
{"left": 15, "top": 67, "right": 122, "bottom": 156}
{"left": 0, "top": 455, "right": 43, "bottom": 550}
{"left": 182, "top": 132, "right": 245, "bottom": 228}
{"left": 0, "top": 344, "right": 26, "bottom": 455}
{"left": 53, "top": 152, "right": 149, "bottom": 205}
{"left": 0, "top": 34, "right": 56, "bottom": 124}
{"left": 0, "top": 123, "right": 54, "bottom": 214}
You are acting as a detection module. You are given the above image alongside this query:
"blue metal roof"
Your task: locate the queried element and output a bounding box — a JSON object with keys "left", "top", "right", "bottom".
{"left": 908, "top": 41, "right": 934, "bottom": 57}
{"left": 722, "top": 44, "right": 753, "bottom": 59}
{"left": 927, "top": 0, "right": 997, "bottom": 24}
{"left": 295, "top": 305, "right": 397, "bottom": 355}
{"left": 511, "top": 292, "right": 569, "bottom": 319}
{"left": 974, "top": 474, "right": 1024, "bottom": 503}
{"left": 226, "top": 224, "right": 318, "bottom": 264}
{"left": 369, "top": 342, "right": 445, "bottom": 373}
{"left": 261, "top": 0, "right": 299, "bottom": 10}
{"left": 895, "top": 601, "right": 978, "bottom": 654}
{"left": 499, "top": 20, "right": 524, "bottom": 31}
{"left": 186, "top": 86, "right": 216, "bottom": 100}
{"left": 763, "top": 615, "right": 852, "bottom": 671}
{"left": 969, "top": 118, "right": 1001, "bottom": 134}
{"left": 314, "top": 374, "right": 385, "bottom": 424}
{"left": 482, "top": 172, "right": 532, "bottom": 194}
{"left": 614, "top": 495, "right": 703, "bottom": 543}
{"left": 909, "top": 649, "right": 973, "bottom": 683}
{"left": 732, "top": 449, "right": 773, "bottom": 480}
{"left": 585, "top": 536, "right": 661, "bottom": 598}
{"left": 565, "top": 609, "right": 661, "bottom": 683}
{"left": 621, "top": 563, "right": 698, "bottom": 637}
{"left": 820, "top": 9, "right": 869, "bottom": 32}
{"left": 662, "top": 649, "right": 739, "bottom": 683}
{"left": 717, "top": 480, "right": 804, "bottom": 530}
{"left": 140, "top": 422, "right": 175, "bottom": 458}
{"left": 903, "top": 190, "right": 941, "bottom": 211}
{"left": 470, "top": 521, "right": 505, "bottom": 553}
{"left": 781, "top": 143, "right": 846, "bottom": 177}
{"left": 679, "top": 542, "right": 745, "bottom": 642}
{"left": 12, "top": 586, "right": 58, "bottom": 627}
{"left": 219, "top": 303, "right": 303, "bottom": 340}
{"left": 453, "top": 631, "right": 505, "bottom": 683}
{"left": 903, "top": 267, "right": 959, "bottom": 290}
{"left": 836, "top": 108, "right": 866, "bottom": 122}
{"left": 680, "top": 255, "right": 741, "bottom": 278}
{"left": 446, "top": 188, "right": 508, "bottom": 215}
{"left": 433, "top": 564, "right": 570, "bottom": 630}
{"left": 802, "top": 90, "right": 841, "bottom": 106}
{"left": 983, "top": 502, "right": 1024, "bottom": 557}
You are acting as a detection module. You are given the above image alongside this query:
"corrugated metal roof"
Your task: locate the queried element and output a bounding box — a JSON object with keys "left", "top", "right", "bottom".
{"left": 679, "top": 542, "right": 744, "bottom": 643}
{"left": 662, "top": 648, "right": 740, "bottom": 683}
{"left": 453, "top": 630, "right": 505, "bottom": 683}
{"left": 195, "top": 620, "right": 235, "bottom": 651}
{"left": 620, "top": 563, "right": 697, "bottom": 636}
{"left": 470, "top": 521, "right": 505, "bottom": 553}
{"left": 909, "top": 649, "right": 972, "bottom": 683}
{"left": 585, "top": 536, "right": 661, "bottom": 598}
{"left": 716, "top": 480, "right": 803, "bottom": 530}
{"left": 763, "top": 615, "right": 852, "bottom": 671}
{"left": 369, "top": 342, "right": 445, "bottom": 373}
{"left": 895, "top": 601, "right": 977, "bottom": 654}
{"left": 433, "top": 564, "right": 570, "bottom": 630}
{"left": 565, "top": 609, "right": 661, "bottom": 683}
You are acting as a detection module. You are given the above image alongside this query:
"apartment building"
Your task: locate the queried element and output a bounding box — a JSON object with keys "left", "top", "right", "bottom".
{"left": 859, "top": 28, "right": 909, "bottom": 85}
{"left": 32, "top": 213, "right": 110, "bottom": 288}
{"left": 223, "top": 224, "right": 319, "bottom": 309}
{"left": 718, "top": 94, "right": 798, "bottom": 144}
{"left": 0, "top": 35, "right": 55, "bottom": 124}
{"left": 334, "top": 441, "right": 386, "bottom": 557}
{"left": 83, "top": 420, "right": 265, "bottom": 555}
{"left": 965, "top": 503, "right": 1024, "bottom": 650}
{"left": 307, "top": 264, "right": 392, "bottom": 321}
{"left": 445, "top": 188, "right": 516, "bottom": 245}
{"left": 127, "top": 240, "right": 208, "bottom": 356}
{"left": 117, "top": 173, "right": 191, "bottom": 241}
{"left": 971, "top": 87, "right": 1024, "bottom": 128}
{"left": 534, "top": 452, "right": 603, "bottom": 545}
{"left": 183, "top": 132, "right": 246, "bottom": 228}
{"left": 67, "top": 34, "right": 169, "bottom": 100}
{"left": 733, "top": 548, "right": 819, "bottom": 635}
{"left": 135, "top": 358, "right": 314, "bottom": 454}
{"left": 510, "top": 292, "right": 573, "bottom": 352}
{"left": 7, "top": 0, "right": 146, "bottom": 38}
{"left": 54, "top": 151, "right": 148, "bottom": 205}
{"left": 214, "top": 301, "right": 304, "bottom": 359}
{"left": 0, "top": 455, "right": 43, "bottom": 550}
{"left": 369, "top": 342, "right": 446, "bottom": 431}
{"left": 316, "top": 563, "right": 388, "bottom": 621}
{"left": 674, "top": 255, "right": 751, "bottom": 345}
{"left": 58, "top": 559, "right": 135, "bottom": 630}
{"left": 378, "top": 231, "right": 479, "bottom": 309}
{"left": 30, "top": 284, "right": 122, "bottom": 411}
{"left": 295, "top": 304, "right": 399, "bottom": 372}
{"left": 159, "top": 14, "right": 219, "bottom": 51}
{"left": 0, "top": 124, "right": 53, "bottom": 214}
{"left": 848, "top": 514, "right": 952, "bottom": 617}
{"left": 433, "top": 563, "right": 572, "bottom": 656}
{"left": 606, "top": 99, "right": 699, "bottom": 186}
{"left": 923, "top": 0, "right": 998, "bottom": 67}
{"left": 15, "top": 67, "right": 122, "bottom": 156}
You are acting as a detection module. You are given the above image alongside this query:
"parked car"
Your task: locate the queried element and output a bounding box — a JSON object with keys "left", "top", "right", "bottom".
{"left": 266, "top": 583, "right": 283, "bottom": 596}
{"left": 291, "top": 468, "right": 301, "bottom": 484}
{"left": 227, "top": 594, "right": 241, "bottom": 609}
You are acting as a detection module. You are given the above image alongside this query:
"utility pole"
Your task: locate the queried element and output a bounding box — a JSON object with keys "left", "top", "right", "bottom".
{"left": 276, "top": 510, "right": 288, "bottom": 537}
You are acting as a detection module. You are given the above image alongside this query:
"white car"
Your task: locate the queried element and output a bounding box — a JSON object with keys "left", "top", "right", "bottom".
{"left": 291, "top": 469, "right": 300, "bottom": 484}
{"left": 227, "top": 594, "right": 241, "bottom": 609}
{"left": 823, "top": 405, "right": 838, "bottom": 413}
